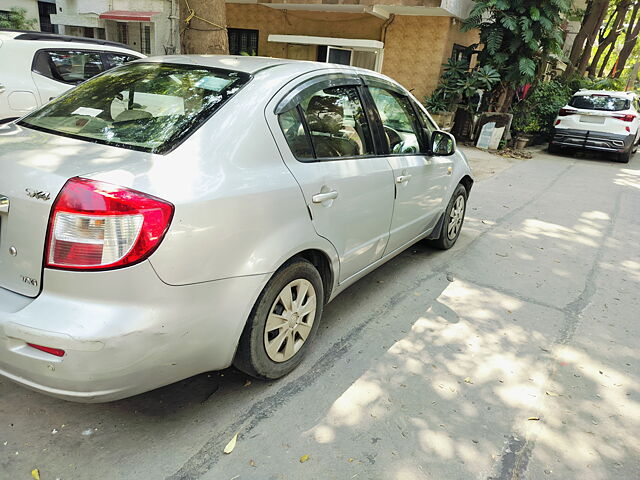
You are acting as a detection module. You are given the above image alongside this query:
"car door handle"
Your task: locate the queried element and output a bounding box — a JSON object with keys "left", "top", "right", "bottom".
{"left": 0, "top": 195, "right": 9, "bottom": 214}
{"left": 396, "top": 174, "right": 412, "bottom": 184}
{"left": 312, "top": 190, "right": 338, "bottom": 203}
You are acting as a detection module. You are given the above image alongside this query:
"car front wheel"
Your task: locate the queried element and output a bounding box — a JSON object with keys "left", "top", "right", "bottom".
{"left": 432, "top": 184, "right": 468, "bottom": 250}
{"left": 234, "top": 259, "right": 324, "bottom": 379}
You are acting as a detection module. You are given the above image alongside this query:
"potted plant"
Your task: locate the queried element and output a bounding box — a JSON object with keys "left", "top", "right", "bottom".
{"left": 512, "top": 112, "right": 541, "bottom": 149}
{"left": 425, "top": 60, "right": 501, "bottom": 135}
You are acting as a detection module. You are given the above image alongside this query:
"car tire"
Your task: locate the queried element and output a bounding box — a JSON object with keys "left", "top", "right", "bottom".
{"left": 234, "top": 258, "right": 324, "bottom": 379}
{"left": 617, "top": 149, "right": 632, "bottom": 163}
{"left": 432, "top": 183, "right": 467, "bottom": 250}
{"left": 548, "top": 143, "right": 561, "bottom": 154}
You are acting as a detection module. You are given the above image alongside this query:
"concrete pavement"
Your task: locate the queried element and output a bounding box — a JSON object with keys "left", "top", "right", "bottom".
{"left": 1, "top": 147, "right": 639, "bottom": 480}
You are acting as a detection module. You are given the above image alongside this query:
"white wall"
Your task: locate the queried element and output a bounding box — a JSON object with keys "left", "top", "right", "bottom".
{"left": 52, "top": 0, "right": 178, "bottom": 55}
{"left": 0, "top": 0, "right": 40, "bottom": 29}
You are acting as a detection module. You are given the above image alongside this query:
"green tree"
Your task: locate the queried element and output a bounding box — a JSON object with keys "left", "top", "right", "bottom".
{"left": 463, "top": 0, "right": 571, "bottom": 112}
{"left": 0, "top": 7, "right": 38, "bottom": 30}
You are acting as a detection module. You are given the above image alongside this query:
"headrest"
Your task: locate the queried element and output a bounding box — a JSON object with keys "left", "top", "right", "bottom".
{"left": 84, "top": 62, "right": 102, "bottom": 79}
{"left": 305, "top": 95, "right": 344, "bottom": 134}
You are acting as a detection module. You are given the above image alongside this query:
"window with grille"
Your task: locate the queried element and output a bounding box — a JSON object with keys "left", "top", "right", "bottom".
{"left": 117, "top": 23, "right": 129, "bottom": 45}
{"left": 38, "top": 1, "right": 57, "bottom": 33}
{"left": 141, "top": 25, "right": 151, "bottom": 54}
{"left": 228, "top": 28, "right": 258, "bottom": 56}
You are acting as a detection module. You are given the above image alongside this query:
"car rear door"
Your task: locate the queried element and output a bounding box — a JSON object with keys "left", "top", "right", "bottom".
{"left": 361, "top": 79, "right": 449, "bottom": 254}
{"left": 268, "top": 73, "right": 395, "bottom": 283}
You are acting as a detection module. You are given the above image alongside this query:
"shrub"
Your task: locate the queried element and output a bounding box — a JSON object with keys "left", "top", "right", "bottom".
{"left": 0, "top": 7, "right": 37, "bottom": 30}
{"left": 512, "top": 80, "right": 572, "bottom": 137}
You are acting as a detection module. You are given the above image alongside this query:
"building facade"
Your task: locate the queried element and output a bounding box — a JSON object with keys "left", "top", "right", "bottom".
{"left": 0, "top": 0, "right": 57, "bottom": 32}
{"left": 44, "top": 0, "right": 478, "bottom": 101}
{"left": 50, "top": 0, "right": 178, "bottom": 55}
{"left": 225, "top": 0, "right": 479, "bottom": 101}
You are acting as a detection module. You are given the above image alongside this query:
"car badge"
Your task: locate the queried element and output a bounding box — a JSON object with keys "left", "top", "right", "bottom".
{"left": 25, "top": 188, "right": 51, "bottom": 201}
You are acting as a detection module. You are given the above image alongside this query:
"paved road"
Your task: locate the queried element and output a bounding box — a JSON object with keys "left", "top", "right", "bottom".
{"left": 2, "top": 149, "right": 639, "bottom": 480}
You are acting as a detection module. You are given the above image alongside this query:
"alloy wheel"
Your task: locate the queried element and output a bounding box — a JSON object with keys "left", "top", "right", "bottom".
{"left": 264, "top": 279, "right": 317, "bottom": 362}
{"left": 447, "top": 195, "right": 465, "bottom": 240}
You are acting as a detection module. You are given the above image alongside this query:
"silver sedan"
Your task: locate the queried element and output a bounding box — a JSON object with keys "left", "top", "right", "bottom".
{"left": 0, "top": 56, "right": 473, "bottom": 402}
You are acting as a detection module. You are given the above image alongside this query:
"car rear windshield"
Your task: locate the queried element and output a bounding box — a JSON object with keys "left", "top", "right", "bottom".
{"left": 569, "top": 94, "right": 630, "bottom": 112}
{"left": 19, "top": 62, "right": 251, "bottom": 154}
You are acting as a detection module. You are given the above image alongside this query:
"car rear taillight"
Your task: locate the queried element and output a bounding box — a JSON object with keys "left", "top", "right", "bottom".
{"left": 46, "top": 177, "right": 174, "bottom": 270}
{"left": 611, "top": 113, "right": 636, "bottom": 122}
{"left": 558, "top": 108, "right": 577, "bottom": 116}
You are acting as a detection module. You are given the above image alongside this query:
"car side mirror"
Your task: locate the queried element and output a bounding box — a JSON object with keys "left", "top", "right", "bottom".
{"left": 430, "top": 130, "right": 456, "bottom": 156}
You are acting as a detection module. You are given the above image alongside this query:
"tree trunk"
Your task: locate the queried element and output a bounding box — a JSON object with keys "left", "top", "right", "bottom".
{"left": 611, "top": 2, "right": 640, "bottom": 77}
{"left": 597, "top": 41, "right": 616, "bottom": 76}
{"left": 587, "top": 0, "right": 631, "bottom": 77}
{"left": 179, "top": 0, "right": 229, "bottom": 54}
{"left": 577, "top": 0, "right": 615, "bottom": 75}
{"left": 497, "top": 85, "right": 516, "bottom": 113}
{"left": 565, "top": 0, "right": 610, "bottom": 78}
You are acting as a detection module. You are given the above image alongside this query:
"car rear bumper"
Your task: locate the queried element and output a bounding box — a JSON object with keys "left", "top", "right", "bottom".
{"left": 550, "top": 127, "right": 635, "bottom": 152}
{"left": 0, "top": 261, "right": 268, "bottom": 402}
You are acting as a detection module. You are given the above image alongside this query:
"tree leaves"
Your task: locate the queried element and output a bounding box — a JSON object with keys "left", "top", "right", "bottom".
{"left": 500, "top": 16, "right": 518, "bottom": 32}
{"left": 486, "top": 28, "right": 504, "bottom": 54}
{"left": 519, "top": 58, "right": 537, "bottom": 79}
{"left": 530, "top": 7, "right": 541, "bottom": 21}
{"left": 461, "top": 0, "right": 570, "bottom": 97}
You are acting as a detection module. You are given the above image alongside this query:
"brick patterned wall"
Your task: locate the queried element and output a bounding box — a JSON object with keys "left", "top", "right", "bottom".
{"left": 226, "top": 4, "right": 479, "bottom": 102}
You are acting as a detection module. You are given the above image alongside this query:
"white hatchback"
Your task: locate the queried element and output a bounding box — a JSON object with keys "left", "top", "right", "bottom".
{"left": 0, "top": 30, "right": 143, "bottom": 123}
{"left": 550, "top": 89, "right": 640, "bottom": 163}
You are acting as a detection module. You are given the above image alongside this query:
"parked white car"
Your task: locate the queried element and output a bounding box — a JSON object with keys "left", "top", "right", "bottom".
{"left": 0, "top": 56, "right": 473, "bottom": 402}
{"left": 550, "top": 89, "right": 640, "bottom": 163}
{"left": 0, "top": 30, "right": 143, "bottom": 123}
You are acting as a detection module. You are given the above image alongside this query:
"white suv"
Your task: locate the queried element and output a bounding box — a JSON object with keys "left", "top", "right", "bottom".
{"left": 550, "top": 89, "right": 640, "bottom": 163}
{"left": 0, "top": 30, "right": 143, "bottom": 123}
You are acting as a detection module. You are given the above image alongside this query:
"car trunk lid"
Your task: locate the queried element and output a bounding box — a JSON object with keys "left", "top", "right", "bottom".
{"left": 0, "top": 123, "right": 150, "bottom": 297}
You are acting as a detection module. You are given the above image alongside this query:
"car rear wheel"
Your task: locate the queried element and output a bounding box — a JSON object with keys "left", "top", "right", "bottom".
{"left": 234, "top": 259, "right": 324, "bottom": 379}
{"left": 431, "top": 184, "right": 467, "bottom": 250}
{"left": 617, "top": 149, "right": 632, "bottom": 163}
{"left": 548, "top": 143, "right": 561, "bottom": 154}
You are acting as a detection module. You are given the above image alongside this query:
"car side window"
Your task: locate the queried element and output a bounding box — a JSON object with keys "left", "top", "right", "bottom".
{"left": 301, "top": 86, "right": 373, "bottom": 159}
{"left": 105, "top": 53, "right": 140, "bottom": 69}
{"left": 413, "top": 101, "right": 437, "bottom": 134}
{"left": 281, "top": 84, "right": 374, "bottom": 160}
{"left": 369, "top": 87, "right": 422, "bottom": 155}
{"left": 33, "top": 50, "right": 104, "bottom": 84}
{"left": 278, "top": 108, "right": 314, "bottom": 160}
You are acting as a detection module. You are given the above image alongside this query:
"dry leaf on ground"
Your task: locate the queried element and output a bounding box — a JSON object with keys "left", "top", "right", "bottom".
{"left": 223, "top": 433, "right": 238, "bottom": 454}
{"left": 300, "top": 454, "right": 310, "bottom": 463}
{"left": 31, "top": 469, "right": 40, "bottom": 480}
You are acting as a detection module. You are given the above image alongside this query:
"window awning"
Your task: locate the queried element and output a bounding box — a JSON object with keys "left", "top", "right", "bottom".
{"left": 99, "top": 11, "right": 160, "bottom": 22}
{"left": 268, "top": 35, "right": 383, "bottom": 51}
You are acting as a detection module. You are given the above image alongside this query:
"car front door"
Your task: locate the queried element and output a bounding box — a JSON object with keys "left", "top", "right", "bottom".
{"left": 269, "top": 74, "right": 395, "bottom": 283}
{"left": 364, "top": 82, "right": 450, "bottom": 254}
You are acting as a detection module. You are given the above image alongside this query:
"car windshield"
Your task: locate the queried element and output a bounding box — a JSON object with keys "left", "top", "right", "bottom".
{"left": 20, "top": 62, "right": 251, "bottom": 153}
{"left": 569, "top": 94, "right": 630, "bottom": 112}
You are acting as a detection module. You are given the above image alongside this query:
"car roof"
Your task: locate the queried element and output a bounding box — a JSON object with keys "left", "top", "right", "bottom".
{"left": 137, "top": 55, "right": 400, "bottom": 85}
{"left": 140, "top": 55, "right": 318, "bottom": 74}
{"left": 574, "top": 89, "right": 636, "bottom": 99}
{"left": 0, "top": 29, "right": 141, "bottom": 54}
